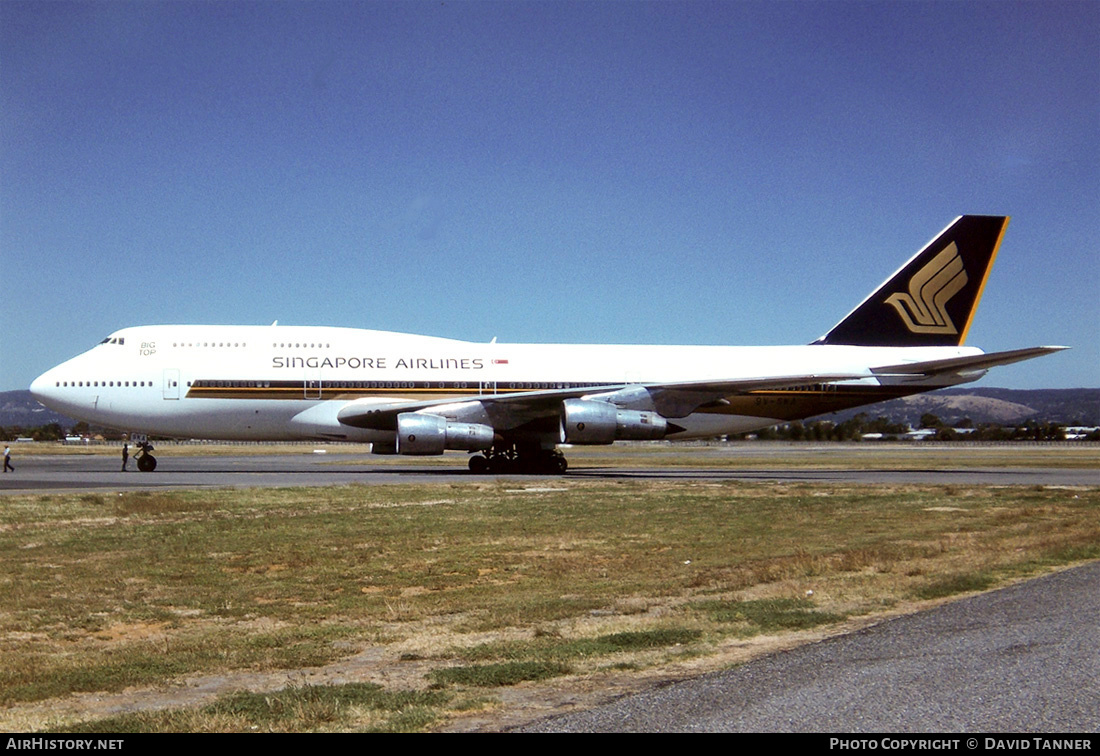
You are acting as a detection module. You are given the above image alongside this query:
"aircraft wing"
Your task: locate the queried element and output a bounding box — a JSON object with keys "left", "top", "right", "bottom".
{"left": 624, "top": 373, "right": 867, "bottom": 417}
{"left": 336, "top": 372, "right": 866, "bottom": 430}
{"left": 871, "top": 346, "right": 1068, "bottom": 380}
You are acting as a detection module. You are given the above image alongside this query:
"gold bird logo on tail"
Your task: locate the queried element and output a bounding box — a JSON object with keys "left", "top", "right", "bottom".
{"left": 885, "top": 242, "right": 968, "bottom": 335}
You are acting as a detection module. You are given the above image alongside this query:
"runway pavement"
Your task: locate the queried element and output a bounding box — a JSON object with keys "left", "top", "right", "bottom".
{"left": 1, "top": 452, "right": 1098, "bottom": 494}
{"left": 2, "top": 452, "right": 1099, "bottom": 494}
{"left": 519, "top": 560, "right": 1100, "bottom": 732}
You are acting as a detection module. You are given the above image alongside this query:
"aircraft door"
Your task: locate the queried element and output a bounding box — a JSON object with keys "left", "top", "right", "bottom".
{"left": 305, "top": 368, "right": 322, "bottom": 399}
{"left": 163, "top": 369, "right": 180, "bottom": 400}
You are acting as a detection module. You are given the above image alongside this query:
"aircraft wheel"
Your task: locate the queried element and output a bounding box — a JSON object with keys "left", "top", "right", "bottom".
{"left": 468, "top": 455, "right": 488, "bottom": 474}
{"left": 543, "top": 453, "right": 567, "bottom": 474}
{"left": 524, "top": 451, "right": 566, "bottom": 475}
{"left": 487, "top": 455, "right": 513, "bottom": 474}
{"left": 137, "top": 454, "right": 157, "bottom": 473}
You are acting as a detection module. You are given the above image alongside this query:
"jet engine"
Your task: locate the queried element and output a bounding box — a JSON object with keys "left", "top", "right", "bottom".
{"left": 559, "top": 399, "right": 668, "bottom": 445}
{"left": 395, "top": 412, "right": 494, "bottom": 455}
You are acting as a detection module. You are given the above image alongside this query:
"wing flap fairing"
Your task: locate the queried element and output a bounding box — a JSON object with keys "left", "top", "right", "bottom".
{"left": 336, "top": 372, "right": 866, "bottom": 430}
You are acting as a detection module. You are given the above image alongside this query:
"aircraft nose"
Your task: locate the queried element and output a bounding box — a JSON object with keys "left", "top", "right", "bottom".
{"left": 30, "top": 368, "right": 59, "bottom": 406}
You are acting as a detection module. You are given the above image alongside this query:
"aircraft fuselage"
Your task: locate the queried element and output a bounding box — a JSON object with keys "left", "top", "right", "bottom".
{"left": 30, "top": 324, "right": 982, "bottom": 443}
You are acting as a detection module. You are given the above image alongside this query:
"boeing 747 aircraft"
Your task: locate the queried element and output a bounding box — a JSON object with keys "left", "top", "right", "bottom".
{"left": 30, "top": 216, "right": 1064, "bottom": 473}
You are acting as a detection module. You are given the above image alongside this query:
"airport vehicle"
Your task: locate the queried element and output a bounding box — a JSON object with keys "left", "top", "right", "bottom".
{"left": 30, "top": 215, "right": 1064, "bottom": 473}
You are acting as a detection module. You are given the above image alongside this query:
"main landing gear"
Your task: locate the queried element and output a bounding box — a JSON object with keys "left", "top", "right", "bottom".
{"left": 468, "top": 444, "right": 568, "bottom": 475}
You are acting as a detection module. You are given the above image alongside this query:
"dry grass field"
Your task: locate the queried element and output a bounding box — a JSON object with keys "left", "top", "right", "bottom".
{"left": 0, "top": 444, "right": 1097, "bottom": 732}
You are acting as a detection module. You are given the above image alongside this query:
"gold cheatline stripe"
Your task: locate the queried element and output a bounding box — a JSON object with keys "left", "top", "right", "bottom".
{"left": 186, "top": 387, "right": 541, "bottom": 400}
{"left": 187, "top": 385, "right": 903, "bottom": 401}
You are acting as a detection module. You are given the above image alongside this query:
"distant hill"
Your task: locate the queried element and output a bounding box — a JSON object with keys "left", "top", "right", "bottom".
{"left": 1, "top": 390, "right": 77, "bottom": 429}
{"left": 818, "top": 388, "right": 1100, "bottom": 427}
{"left": 3, "top": 387, "right": 1098, "bottom": 433}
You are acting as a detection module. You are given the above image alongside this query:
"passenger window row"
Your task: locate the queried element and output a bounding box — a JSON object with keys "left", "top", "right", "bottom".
{"left": 53, "top": 381, "right": 153, "bottom": 388}
{"left": 172, "top": 342, "right": 247, "bottom": 348}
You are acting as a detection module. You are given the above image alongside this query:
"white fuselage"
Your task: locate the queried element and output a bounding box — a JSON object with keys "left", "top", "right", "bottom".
{"left": 30, "top": 324, "right": 983, "bottom": 443}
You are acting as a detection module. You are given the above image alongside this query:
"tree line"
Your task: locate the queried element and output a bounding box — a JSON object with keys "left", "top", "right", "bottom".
{"left": 0, "top": 422, "right": 127, "bottom": 442}
{"left": 3, "top": 414, "right": 1096, "bottom": 443}
{"left": 743, "top": 413, "right": 1097, "bottom": 442}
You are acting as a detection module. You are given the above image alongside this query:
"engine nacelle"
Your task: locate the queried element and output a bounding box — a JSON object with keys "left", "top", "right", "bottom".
{"left": 370, "top": 441, "right": 398, "bottom": 455}
{"left": 445, "top": 420, "right": 496, "bottom": 451}
{"left": 395, "top": 413, "right": 494, "bottom": 455}
{"left": 616, "top": 408, "right": 669, "bottom": 440}
{"left": 559, "top": 399, "right": 668, "bottom": 445}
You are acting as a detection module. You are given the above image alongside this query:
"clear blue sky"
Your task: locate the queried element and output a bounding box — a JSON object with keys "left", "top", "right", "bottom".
{"left": 2, "top": 0, "right": 1097, "bottom": 391}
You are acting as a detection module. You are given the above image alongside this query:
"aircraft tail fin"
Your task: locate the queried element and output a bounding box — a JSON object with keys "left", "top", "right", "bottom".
{"left": 814, "top": 215, "right": 1010, "bottom": 347}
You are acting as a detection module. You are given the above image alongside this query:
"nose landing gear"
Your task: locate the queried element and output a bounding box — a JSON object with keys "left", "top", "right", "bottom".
{"left": 135, "top": 441, "right": 157, "bottom": 472}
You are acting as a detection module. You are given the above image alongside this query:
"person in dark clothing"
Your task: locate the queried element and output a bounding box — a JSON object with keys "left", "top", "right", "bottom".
{"left": 121, "top": 443, "right": 129, "bottom": 472}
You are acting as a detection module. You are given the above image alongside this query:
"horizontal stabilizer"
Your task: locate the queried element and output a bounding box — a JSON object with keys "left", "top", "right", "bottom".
{"left": 872, "top": 346, "right": 1068, "bottom": 378}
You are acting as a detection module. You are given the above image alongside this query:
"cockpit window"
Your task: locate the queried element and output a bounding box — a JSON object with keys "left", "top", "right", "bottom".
{"left": 98, "top": 337, "right": 125, "bottom": 346}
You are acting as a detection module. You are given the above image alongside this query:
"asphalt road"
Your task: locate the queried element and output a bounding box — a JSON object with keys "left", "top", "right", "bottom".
{"left": 1, "top": 452, "right": 1097, "bottom": 494}
{"left": 519, "top": 561, "right": 1100, "bottom": 732}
